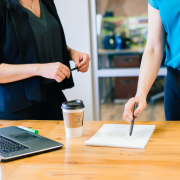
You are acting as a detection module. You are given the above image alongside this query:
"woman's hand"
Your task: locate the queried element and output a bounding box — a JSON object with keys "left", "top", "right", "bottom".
{"left": 123, "top": 95, "right": 147, "bottom": 123}
{"left": 37, "top": 62, "right": 70, "bottom": 83}
{"left": 69, "top": 49, "right": 90, "bottom": 73}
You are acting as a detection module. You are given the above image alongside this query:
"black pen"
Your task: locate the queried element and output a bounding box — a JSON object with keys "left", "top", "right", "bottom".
{"left": 129, "top": 102, "right": 138, "bottom": 136}
{"left": 71, "top": 67, "right": 79, "bottom": 71}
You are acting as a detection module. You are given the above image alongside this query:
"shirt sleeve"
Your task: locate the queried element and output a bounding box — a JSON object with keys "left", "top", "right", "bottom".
{"left": 148, "top": 0, "right": 159, "bottom": 10}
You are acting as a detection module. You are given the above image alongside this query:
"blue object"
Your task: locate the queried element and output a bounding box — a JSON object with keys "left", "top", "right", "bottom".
{"left": 104, "top": 12, "right": 114, "bottom": 17}
{"left": 115, "top": 35, "right": 122, "bottom": 50}
{"left": 101, "top": 36, "right": 116, "bottom": 49}
{"left": 148, "top": 0, "right": 180, "bottom": 70}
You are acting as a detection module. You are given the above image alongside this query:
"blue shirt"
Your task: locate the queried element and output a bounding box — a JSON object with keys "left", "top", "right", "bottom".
{"left": 148, "top": 0, "right": 180, "bottom": 69}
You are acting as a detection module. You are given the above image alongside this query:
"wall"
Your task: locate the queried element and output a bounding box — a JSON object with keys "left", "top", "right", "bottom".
{"left": 97, "top": 0, "right": 148, "bottom": 16}
{"left": 54, "top": 0, "right": 94, "bottom": 121}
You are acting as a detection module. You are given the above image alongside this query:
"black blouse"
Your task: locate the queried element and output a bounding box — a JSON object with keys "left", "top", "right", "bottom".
{"left": 0, "top": 0, "right": 74, "bottom": 113}
{"left": 23, "top": 0, "right": 63, "bottom": 84}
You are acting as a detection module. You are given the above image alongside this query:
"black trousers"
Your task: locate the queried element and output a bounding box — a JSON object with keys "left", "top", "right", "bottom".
{"left": 164, "top": 66, "right": 180, "bottom": 121}
{"left": 0, "top": 83, "right": 67, "bottom": 120}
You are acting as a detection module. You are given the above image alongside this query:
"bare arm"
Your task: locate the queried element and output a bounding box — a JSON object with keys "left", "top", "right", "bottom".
{"left": 0, "top": 62, "right": 70, "bottom": 84}
{"left": 0, "top": 63, "right": 39, "bottom": 83}
{"left": 136, "top": 5, "right": 165, "bottom": 97}
{"left": 123, "top": 5, "right": 165, "bottom": 123}
{"left": 0, "top": 46, "right": 90, "bottom": 84}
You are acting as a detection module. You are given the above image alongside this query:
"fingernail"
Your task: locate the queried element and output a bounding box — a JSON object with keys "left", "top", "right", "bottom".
{"left": 135, "top": 112, "right": 138, "bottom": 116}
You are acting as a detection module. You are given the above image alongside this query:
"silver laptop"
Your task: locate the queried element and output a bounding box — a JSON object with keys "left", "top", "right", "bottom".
{"left": 0, "top": 126, "right": 63, "bottom": 162}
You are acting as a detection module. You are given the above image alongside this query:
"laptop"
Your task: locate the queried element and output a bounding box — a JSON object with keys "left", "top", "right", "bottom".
{"left": 0, "top": 126, "right": 63, "bottom": 162}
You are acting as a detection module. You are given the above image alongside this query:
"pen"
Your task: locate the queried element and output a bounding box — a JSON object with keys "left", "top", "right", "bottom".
{"left": 18, "top": 126, "right": 39, "bottom": 134}
{"left": 129, "top": 102, "right": 138, "bottom": 136}
{"left": 71, "top": 67, "right": 79, "bottom": 71}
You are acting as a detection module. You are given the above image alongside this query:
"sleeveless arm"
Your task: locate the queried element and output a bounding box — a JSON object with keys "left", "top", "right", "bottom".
{"left": 148, "top": 0, "right": 159, "bottom": 10}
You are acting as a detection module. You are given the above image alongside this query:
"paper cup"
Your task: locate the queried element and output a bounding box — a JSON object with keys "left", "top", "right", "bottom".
{"left": 61, "top": 100, "right": 85, "bottom": 138}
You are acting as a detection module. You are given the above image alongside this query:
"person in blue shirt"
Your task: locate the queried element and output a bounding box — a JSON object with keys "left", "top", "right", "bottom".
{"left": 124, "top": 0, "right": 180, "bottom": 121}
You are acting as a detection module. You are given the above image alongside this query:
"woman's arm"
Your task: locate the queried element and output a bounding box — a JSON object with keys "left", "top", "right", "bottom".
{"left": 123, "top": 4, "right": 166, "bottom": 123}
{"left": 0, "top": 62, "right": 70, "bottom": 84}
{"left": 0, "top": 46, "right": 90, "bottom": 84}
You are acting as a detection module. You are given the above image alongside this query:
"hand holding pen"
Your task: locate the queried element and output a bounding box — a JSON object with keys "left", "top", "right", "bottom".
{"left": 123, "top": 95, "right": 147, "bottom": 123}
{"left": 69, "top": 49, "right": 90, "bottom": 73}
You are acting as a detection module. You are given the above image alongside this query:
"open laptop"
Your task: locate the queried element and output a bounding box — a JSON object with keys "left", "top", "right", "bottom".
{"left": 0, "top": 126, "right": 63, "bottom": 162}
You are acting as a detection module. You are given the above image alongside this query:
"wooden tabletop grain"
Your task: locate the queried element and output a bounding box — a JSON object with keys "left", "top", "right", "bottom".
{"left": 0, "top": 120, "right": 180, "bottom": 180}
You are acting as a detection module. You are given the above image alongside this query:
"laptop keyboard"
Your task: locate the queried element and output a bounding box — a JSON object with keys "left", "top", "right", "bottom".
{"left": 0, "top": 135, "right": 29, "bottom": 154}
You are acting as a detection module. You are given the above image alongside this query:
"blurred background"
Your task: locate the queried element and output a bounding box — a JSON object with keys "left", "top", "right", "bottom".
{"left": 56, "top": 0, "right": 167, "bottom": 121}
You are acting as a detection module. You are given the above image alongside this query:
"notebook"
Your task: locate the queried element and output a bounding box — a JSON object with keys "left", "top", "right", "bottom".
{"left": 85, "top": 124, "right": 156, "bottom": 149}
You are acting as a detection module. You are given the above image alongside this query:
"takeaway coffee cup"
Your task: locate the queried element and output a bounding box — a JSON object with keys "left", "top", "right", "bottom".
{"left": 61, "top": 100, "right": 85, "bottom": 138}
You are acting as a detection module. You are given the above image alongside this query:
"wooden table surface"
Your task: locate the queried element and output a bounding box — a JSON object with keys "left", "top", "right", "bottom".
{"left": 0, "top": 120, "right": 180, "bottom": 180}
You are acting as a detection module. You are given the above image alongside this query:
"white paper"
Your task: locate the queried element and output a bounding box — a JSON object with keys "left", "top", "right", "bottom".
{"left": 85, "top": 124, "right": 156, "bottom": 149}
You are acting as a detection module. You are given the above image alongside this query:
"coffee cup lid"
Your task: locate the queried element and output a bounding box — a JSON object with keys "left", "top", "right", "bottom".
{"left": 61, "top": 100, "right": 85, "bottom": 110}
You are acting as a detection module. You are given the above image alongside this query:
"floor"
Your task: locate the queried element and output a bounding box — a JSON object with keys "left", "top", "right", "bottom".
{"left": 101, "top": 100, "right": 165, "bottom": 121}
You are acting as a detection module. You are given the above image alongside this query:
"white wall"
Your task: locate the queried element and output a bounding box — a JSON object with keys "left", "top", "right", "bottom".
{"left": 54, "top": 0, "right": 94, "bottom": 121}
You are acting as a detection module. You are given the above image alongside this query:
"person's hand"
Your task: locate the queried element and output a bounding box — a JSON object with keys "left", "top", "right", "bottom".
{"left": 123, "top": 95, "right": 147, "bottom": 123}
{"left": 70, "top": 49, "right": 90, "bottom": 73}
{"left": 37, "top": 62, "right": 70, "bottom": 83}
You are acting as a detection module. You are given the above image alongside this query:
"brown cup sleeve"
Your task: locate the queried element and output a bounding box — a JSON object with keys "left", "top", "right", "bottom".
{"left": 63, "top": 111, "right": 84, "bottom": 128}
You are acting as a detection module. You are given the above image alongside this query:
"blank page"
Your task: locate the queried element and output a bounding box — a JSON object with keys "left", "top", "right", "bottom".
{"left": 85, "top": 124, "right": 156, "bottom": 149}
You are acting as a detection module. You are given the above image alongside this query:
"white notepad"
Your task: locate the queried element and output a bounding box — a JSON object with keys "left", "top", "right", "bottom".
{"left": 85, "top": 124, "right": 156, "bottom": 149}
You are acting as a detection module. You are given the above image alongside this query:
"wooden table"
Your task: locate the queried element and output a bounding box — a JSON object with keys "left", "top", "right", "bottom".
{"left": 1, "top": 120, "right": 180, "bottom": 180}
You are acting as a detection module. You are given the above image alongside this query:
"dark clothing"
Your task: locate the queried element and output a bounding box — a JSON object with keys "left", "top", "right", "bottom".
{"left": 23, "top": 0, "right": 63, "bottom": 84}
{"left": 0, "top": 83, "right": 66, "bottom": 120}
{"left": 164, "top": 67, "right": 180, "bottom": 121}
{"left": 0, "top": 0, "right": 74, "bottom": 114}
